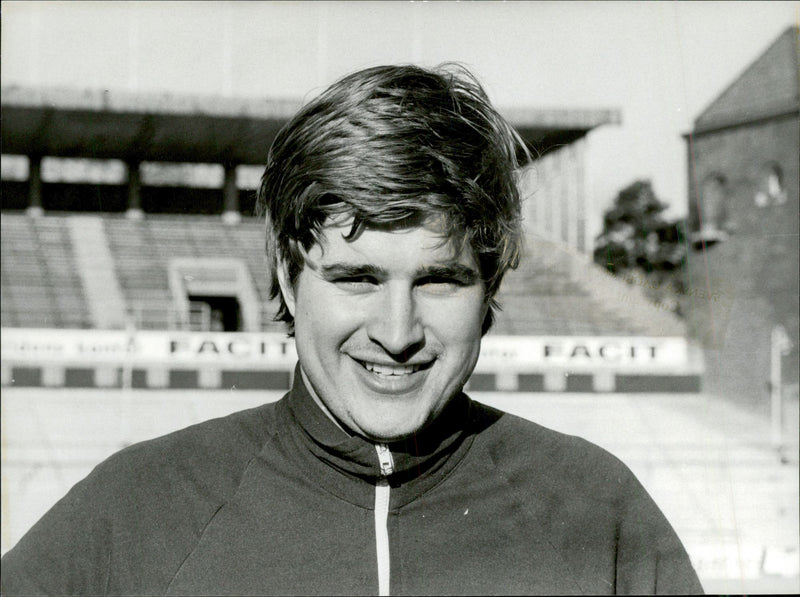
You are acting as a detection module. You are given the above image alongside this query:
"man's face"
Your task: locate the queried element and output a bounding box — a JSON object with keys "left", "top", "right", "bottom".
{"left": 278, "top": 216, "right": 488, "bottom": 442}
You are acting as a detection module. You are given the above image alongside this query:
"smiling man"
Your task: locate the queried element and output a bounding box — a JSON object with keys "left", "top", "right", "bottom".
{"left": 282, "top": 216, "right": 488, "bottom": 442}
{"left": 1, "top": 65, "right": 702, "bottom": 595}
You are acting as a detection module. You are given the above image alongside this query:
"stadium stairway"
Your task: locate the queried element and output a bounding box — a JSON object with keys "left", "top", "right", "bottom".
{"left": 67, "top": 216, "right": 128, "bottom": 329}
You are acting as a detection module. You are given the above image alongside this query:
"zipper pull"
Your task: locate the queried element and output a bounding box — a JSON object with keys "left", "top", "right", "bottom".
{"left": 375, "top": 444, "right": 395, "bottom": 477}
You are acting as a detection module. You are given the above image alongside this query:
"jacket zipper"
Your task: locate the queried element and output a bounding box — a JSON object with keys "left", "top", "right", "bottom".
{"left": 374, "top": 444, "right": 394, "bottom": 596}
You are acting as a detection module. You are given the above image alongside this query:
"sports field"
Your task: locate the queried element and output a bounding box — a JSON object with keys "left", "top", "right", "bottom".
{"left": 2, "top": 386, "right": 798, "bottom": 593}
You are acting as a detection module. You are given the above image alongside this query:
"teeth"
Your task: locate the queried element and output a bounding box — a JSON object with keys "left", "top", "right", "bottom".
{"left": 363, "top": 362, "right": 421, "bottom": 376}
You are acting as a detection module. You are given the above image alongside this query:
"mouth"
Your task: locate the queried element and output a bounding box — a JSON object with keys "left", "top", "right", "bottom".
{"left": 354, "top": 359, "right": 433, "bottom": 377}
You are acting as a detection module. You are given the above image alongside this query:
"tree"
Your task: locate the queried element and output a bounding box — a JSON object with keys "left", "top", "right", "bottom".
{"left": 593, "top": 180, "right": 686, "bottom": 276}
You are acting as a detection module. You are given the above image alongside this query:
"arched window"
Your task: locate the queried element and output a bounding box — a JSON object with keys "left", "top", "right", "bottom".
{"left": 755, "top": 163, "right": 786, "bottom": 207}
{"left": 693, "top": 173, "right": 729, "bottom": 247}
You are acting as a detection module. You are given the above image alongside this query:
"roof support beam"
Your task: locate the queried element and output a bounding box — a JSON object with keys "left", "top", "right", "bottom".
{"left": 26, "top": 155, "right": 43, "bottom": 217}
{"left": 222, "top": 163, "right": 241, "bottom": 224}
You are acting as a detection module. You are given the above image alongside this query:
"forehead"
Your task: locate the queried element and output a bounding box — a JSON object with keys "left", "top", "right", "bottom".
{"left": 307, "top": 216, "right": 477, "bottom": 269}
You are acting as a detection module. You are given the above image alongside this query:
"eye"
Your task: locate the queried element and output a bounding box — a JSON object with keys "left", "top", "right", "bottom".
{"left": 417, "top": 276, "right": 466, "bottom": 294}
{"left": 333, "top": 275, "right": 379, "bottom": 291}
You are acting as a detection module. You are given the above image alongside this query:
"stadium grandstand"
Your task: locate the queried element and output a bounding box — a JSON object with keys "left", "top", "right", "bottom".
{"left": 1, "top": 84, "right": 703, "bottom": 393}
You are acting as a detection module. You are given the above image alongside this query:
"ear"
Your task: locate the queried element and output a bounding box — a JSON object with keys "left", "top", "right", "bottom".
{"left": 276, "top": 255, "right": 297, "bottom": 317}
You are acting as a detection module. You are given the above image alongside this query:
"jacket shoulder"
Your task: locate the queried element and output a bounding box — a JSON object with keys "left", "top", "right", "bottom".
{"left": 103, "top": 400, "right": 279, "bottom": 486}
{"left": 1, "top": 400, "right": 282, "bottom": 595}
{"left": 80, "top": 400, "right": 282, "bottom": 531}
{"left": 466, "top": 399, "right": 703, "bottom": 593}
{"left": 469, "top": 399, "right": 634, "bottom": 501}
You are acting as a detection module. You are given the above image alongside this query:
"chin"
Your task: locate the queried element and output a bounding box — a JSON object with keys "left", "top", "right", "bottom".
{"left": 360, "top": 407, "right": 441, "bottom": 442}
{"left": 354, "top": 412, "right": 421, "bottom": 442}
{"left": 360, "top": 423, "right": 417, "bottom": 443}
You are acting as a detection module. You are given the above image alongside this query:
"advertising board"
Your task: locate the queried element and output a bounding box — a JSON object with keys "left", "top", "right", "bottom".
{"left": 2, "top": 329, "right": 695, "bottom": 373}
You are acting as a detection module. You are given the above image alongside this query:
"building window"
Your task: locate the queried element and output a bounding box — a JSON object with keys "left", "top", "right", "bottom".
{"left": 755, "top": 163, "right": 786, "bottom": 207}
{"left": 692, "top": 173, "right": 729, "bottom": 248}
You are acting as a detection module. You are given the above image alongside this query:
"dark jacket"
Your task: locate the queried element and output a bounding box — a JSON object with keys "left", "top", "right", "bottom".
{"left": 1, "top": 374, "right": 703, "bottom": 595}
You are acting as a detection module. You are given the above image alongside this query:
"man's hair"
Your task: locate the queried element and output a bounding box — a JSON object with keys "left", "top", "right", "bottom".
{"left": 257, "top": 63, "right": 529, "bottom": 334}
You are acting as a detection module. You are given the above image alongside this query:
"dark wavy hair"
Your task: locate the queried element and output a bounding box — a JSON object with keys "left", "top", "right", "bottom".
{"left": 257, "top": 63, "right": 529, "bottom": 334}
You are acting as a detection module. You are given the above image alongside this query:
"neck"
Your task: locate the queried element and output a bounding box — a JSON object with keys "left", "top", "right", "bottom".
{"left": 299, "top": 367, "right": 353, "bottom": 437}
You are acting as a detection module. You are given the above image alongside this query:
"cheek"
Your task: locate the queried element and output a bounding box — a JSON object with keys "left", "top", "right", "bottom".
{"left": 295, "top": 285, "right": 361, "bottom": 347}
{"left": 425, "top": 294, "right": 487, "bottom": 345}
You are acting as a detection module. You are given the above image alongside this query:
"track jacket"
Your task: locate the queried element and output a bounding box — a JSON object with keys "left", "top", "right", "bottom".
{"left": 1, "top": 372, "right": 703, "bottom": 595}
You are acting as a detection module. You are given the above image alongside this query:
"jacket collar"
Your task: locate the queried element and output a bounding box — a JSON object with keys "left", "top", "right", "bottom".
{"left": 276, "top": 365, "right": 478, "bottom": 507}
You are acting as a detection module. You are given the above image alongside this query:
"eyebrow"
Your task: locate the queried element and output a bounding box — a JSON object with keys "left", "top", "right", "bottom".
{"left": 317, "top": 262, "right": 481, "bottom": 283}
{"left": 418, "top": 264, "right": 481, "bottom": 283}
{"left": 318, "top": 263, "right": 384, "bottom": 278}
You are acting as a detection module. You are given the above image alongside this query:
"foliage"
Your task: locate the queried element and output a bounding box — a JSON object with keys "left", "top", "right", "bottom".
{"left": 593, "top": 180, "right": 687, "bottom": 276}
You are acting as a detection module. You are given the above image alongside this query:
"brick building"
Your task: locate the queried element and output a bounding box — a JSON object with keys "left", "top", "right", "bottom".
{"left": 684, "top": 26, "right": 799, "bottom": 407}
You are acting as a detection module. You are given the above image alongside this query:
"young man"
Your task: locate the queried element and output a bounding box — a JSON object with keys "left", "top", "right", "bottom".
{"left": 1, "top": 64, "right": 703, "bottom": 595}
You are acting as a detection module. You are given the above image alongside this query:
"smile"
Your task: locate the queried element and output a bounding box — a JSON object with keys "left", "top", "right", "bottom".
{"left": 356, "top": 360, "right": 432, "bottom": 376}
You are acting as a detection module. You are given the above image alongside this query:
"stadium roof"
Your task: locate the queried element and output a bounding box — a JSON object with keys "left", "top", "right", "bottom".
{"left": 1, "top": 85, "right": 620, "bottom": 165}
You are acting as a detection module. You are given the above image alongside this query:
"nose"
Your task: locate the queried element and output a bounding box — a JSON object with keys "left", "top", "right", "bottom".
{"left": 366, "top": 283, "right": 425, "bottom": 358}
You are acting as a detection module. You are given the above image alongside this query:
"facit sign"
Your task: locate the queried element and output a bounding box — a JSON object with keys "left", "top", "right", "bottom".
{"left": 2, "top": 330, "right": 692, "bottom": 372}
{"left": 475, "top": 336, "right": 691, "bottom": 372}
